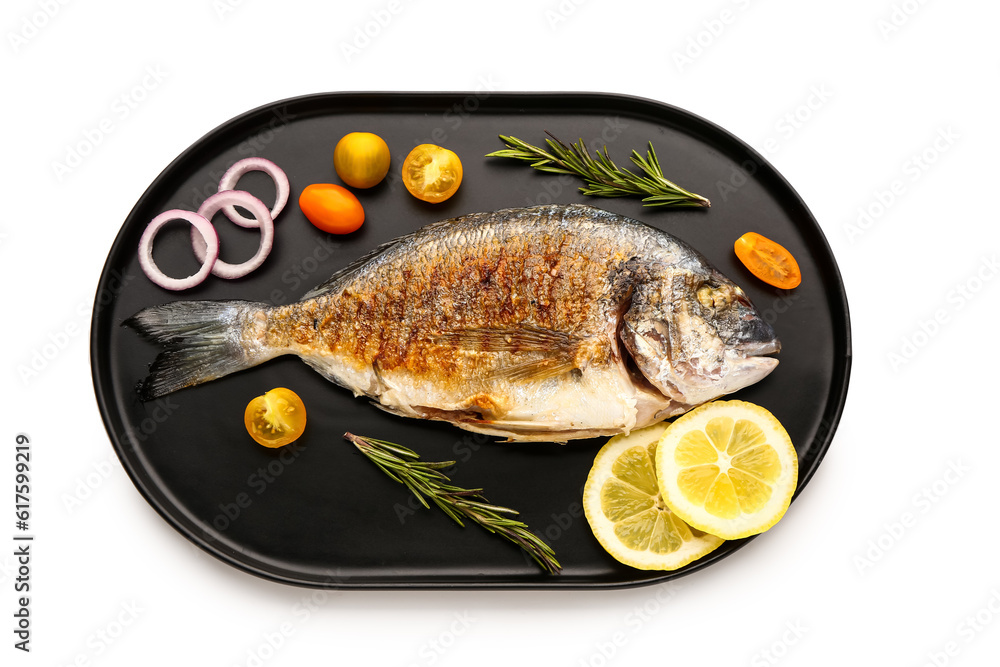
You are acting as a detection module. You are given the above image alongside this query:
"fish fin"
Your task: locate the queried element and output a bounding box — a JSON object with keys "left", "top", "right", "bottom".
{"left": 299, "top": 241, "right": 397, "bottom": 300}
{"left": 485, "top": 357, "right": 579, "bottom": 382}
{"left": 369, "top": 401, "right": 484, "bottom": 423}
{"left": 370, "top": 358, "right": 389, "bottom": 395}
{"left": 368, "top": 402, "right": 410, "bottom": 418}
{"left": 299, "top": 218, "right": 456, "bottom": 301}
{"left": 123, "top": 300, "right": 273, "bottom": 400}
{"left": 431, "top": 326, "right": 581, "bottom": 353}
{"left": 433, "top": 326, "right": 594, "bottom": 382}
{"left": 301, "top": 356, "right": 347, "bottom": 387}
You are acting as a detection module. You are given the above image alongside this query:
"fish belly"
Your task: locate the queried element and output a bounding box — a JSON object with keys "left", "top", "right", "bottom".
{"left": 299, "top": 348, "right": 645, "bottom": 441}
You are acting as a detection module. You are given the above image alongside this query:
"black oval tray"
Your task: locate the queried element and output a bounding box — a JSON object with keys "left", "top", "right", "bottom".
{"left": 90, "top": 92, "right": 851, "bottom": 589}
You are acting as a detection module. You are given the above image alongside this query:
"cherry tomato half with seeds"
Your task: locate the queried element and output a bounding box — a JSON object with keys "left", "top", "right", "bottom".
{"left": 734, "top": 232, "right": 802, "bottom": 290}
{"left": 401, "top": 144, "right": 463, "bottom": 203}
{"left": 298, "top": 183, "right": 365, "bottom": 234}
{"left": 244, "top": 387, "right": 307, "bottom": 448}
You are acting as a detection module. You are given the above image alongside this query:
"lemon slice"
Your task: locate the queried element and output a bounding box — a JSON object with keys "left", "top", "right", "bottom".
{"left": 583, "top": 423, "right": 725, "bottom": 570}
{"left": 655, "top": 400, "right": 798, "bottom": 540}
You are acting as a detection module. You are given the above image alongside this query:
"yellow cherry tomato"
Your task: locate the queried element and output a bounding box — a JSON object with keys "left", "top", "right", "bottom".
{"left": 298, "top": 183, "right": 365, "bottom": 234}
{"left": 244, "top": 387, "right": 307, "bottom": 448}
{"left": 402, "top": 144, "right": 463, "bottom": 203}
{"left": 334, "top": 132, "right": 391, "bottom": 189}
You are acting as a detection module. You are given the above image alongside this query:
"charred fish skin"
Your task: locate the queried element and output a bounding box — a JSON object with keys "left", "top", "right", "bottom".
{"left": 279, "top": 206, "right": 693, "bottom": 375}
{"left": 125, "top": 204, "right": 780, "bottom": 442}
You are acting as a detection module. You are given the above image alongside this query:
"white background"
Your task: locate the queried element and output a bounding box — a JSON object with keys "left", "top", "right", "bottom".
{"left": 3, "top": 0, "right": 997, "bottom": 665}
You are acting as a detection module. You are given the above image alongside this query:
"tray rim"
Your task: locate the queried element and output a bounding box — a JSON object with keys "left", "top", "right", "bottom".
{"left": 90, "top": 90, "right": 852, "bottom": 590}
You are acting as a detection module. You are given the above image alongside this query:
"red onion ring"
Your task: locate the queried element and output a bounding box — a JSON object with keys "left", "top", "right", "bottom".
{"left": 192, "top": 190, "right": 274, "bottom": 279}
{"left": 217, "top": 157, "right": 289, "bottom": 228}
{"left": 138, "top": 210, "right": 219, "bottom": 291}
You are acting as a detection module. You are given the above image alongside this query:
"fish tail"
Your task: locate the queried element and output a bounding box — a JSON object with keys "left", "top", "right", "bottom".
{"left": 123, "top": 300, "right": 276, "bottom": 400}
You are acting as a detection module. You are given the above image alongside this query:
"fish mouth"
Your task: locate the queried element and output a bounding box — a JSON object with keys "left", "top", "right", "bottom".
{"left": 738, "top": 337, "right": 782, "bottom": 357}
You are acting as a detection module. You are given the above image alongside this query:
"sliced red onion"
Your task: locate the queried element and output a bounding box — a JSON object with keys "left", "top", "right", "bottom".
{"left": 138, "top": 210, "right": 219, "bottom": 291}
{"left": 217, "top": 157, "right": 289, "bottom": 228}
{"left": 192, "top": 190, "right": 274, "bottom": 279}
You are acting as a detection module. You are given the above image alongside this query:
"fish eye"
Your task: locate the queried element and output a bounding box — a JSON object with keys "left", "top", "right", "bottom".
{"left": 696, "top": 283, "right": 732, "bottom": 311}
{"left": 696, "top": 285, "right": 715, "bottom": 309}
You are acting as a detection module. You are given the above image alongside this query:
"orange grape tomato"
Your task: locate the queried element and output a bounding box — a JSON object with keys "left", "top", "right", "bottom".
{"left": 401, "top": 144, "right": 463, "bottom": 203}
{"left": 734, "top": 232, "right": 802, "bottom": 290}
{"left": 298, "top": 183, "right": 365, "bottom": 234}
{"left": 244, "top": 387, "right": 307, "bottom": 448}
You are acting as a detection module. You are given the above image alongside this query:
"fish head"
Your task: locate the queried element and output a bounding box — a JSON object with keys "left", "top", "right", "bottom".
{"left": 621, "top": 269, "right": 780, "bottom": 407}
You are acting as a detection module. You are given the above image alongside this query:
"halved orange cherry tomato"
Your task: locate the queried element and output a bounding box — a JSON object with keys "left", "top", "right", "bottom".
{"left": 298, "top": 183, "right": 365, "bottom": 234}
{"left": 401, "top": 144, "right": 463, "bottom": 203}
{"left": 244, "top": 387, "right": 307, "bottom": 448}
{"left": 734, "top": 232, "right": 801, "bottom": 290}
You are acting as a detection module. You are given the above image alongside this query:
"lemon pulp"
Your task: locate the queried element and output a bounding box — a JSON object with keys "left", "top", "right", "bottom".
{"left": 656, "top": 400, "right": 797, "bottom": 540}
{"left": 583, "top": 424, "right": 724, "bottom": 570}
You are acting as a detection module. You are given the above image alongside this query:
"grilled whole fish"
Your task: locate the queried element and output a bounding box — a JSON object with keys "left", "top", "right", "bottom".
{"left": 126, "top": 204, "right": 780, "bottom": 442}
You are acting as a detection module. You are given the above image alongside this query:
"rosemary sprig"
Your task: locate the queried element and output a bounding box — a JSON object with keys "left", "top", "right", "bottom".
{"left": 486, "top": 132, "right": 711, "bottom": 208}
{"left": 344, "top": 432, "right": 562, "bottom": 574}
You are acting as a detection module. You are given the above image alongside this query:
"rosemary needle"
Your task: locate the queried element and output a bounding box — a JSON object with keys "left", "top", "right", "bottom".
{"left": 486, "top": 132, "right": 711, "bottom": 208}
{"left": 344, "top": 432, "right": 562, "bottom": 575}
